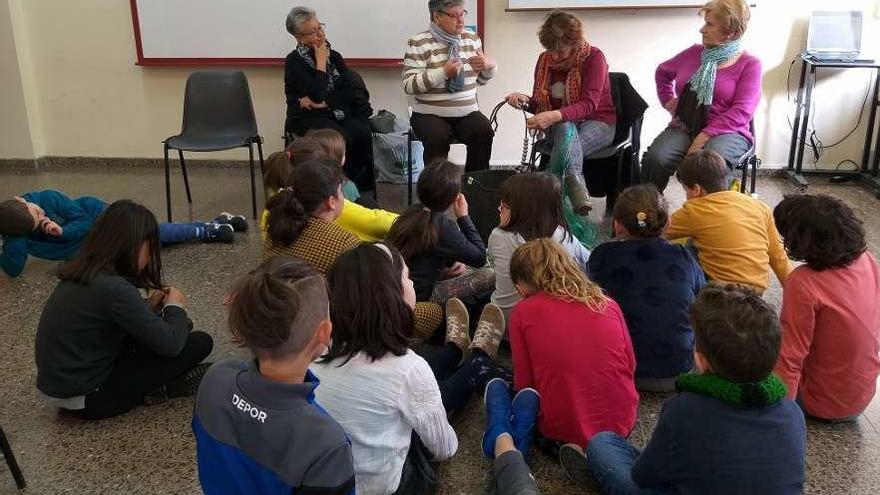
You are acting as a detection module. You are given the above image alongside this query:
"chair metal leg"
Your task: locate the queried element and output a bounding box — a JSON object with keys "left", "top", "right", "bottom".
{"left": 407, "top": 130, "right": 414, "bottom": 205}
{"left": 248, "top": 143, "right": 257, "bottom": 220}
{"left": 750, "top": 157, "right": 759, "bottom": 194}
{"left": 740, "top": 160, "right": 748, "bottom": 194}
{"left": 0, "top": 427, "right": 26, "bottom": 489}
{"left": 164, "top": 144, "right": 172, "bottom": 222}
{"left": 178, "top": 150, "right": 192, "bottom": 203}
{"left": 256, "top": 137, "right": 265, "bottom": 190}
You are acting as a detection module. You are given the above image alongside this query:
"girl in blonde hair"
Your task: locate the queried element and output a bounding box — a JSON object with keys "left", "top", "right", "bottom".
{"left": 508, "top": 238, "right": 638, "bottom": 458}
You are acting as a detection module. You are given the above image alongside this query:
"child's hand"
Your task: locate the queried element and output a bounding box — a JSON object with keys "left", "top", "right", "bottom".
{"left": 164, "top": 286, "right": 188, "bottom": 308}
{"left": 441, "top": 262, "right": 467, "bottom": 280}
{"left": 146, "top": 288, "right": 168, "bottom": 312}
{"left": 40, "top": 219, "right": 63, "bottom": 236}
{"left": 453, "top": 193, "right": 469, "bottom": 218}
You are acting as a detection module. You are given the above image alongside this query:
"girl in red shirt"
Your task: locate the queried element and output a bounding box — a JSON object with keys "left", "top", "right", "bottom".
{"left": 509, "top": 238, "right": 638, "bottom": 456}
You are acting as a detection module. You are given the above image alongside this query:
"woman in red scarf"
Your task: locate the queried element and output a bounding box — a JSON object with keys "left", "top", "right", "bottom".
{"left": 507, "top": 11, "right": 616, "bottom": 216}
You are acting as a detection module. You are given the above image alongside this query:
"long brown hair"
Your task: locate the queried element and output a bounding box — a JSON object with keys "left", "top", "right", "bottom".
{"left": 510, "top": 238, "right": 606, "bottom": 312}
{"left": 321, "top": 243, "right": 414, "bottom": 365}
{"left": 57, "top": 200, "right": 162, "bottom": 289}
{"left": 387, "top": 160, "right": 461, "bottom": 259}
{"left": 501, "top": 172, "right": 570, "bottom": 241}
{"left": 266, "top": 159, "right": 343, "bottom": 247}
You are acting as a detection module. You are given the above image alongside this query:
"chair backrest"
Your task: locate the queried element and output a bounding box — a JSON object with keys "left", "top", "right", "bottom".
{"left": 180, "top": 71, "right": 258, "bottom": 138}
{"left": 608, "top": 72, "right": 649, "bottom": 145}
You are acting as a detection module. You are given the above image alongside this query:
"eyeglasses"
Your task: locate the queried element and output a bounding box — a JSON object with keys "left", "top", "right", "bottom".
{"left": 497, "top": 202, "right": 509, "bottom": 213}
{"left": 438, "top": 10, "right": 468, "bottom": 20}
{"left": 297, "top": 22, "right": 326, "bottom": 36}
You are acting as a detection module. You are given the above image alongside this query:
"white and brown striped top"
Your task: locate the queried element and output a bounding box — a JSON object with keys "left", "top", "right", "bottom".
{"left": 403, "top": 29, "right": 497, "bottom": 118}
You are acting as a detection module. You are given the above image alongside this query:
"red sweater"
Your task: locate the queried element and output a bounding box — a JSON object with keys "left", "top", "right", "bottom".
{"left": 775, "top": 251, "right": 880, "bottom": 420}
{"left": 509, "top": 293, "right": 638, "bottom": 446}
{"left": 528, "top": 46, "right": 617, "bottom": 125}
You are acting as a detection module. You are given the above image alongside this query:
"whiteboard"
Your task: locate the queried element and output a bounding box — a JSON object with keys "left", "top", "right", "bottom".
{"left": 131, "top": 0, "right": 484, "bottom": 67}
{"left": 507, "top": 0, "right": 749, "bottom": 8}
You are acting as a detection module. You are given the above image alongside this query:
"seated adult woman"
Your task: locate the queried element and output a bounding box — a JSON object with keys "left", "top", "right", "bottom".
{"left": 641, "top": 0, "right": 759, "bottom": 192}
{"left": 403, "top": 0, "right": 497, "bottom": 172}
{"left": 284, "top": 6, "right": 375, "bottom": 193}
{"left": 506, "top": 10, "right": 616, "bottom": 215}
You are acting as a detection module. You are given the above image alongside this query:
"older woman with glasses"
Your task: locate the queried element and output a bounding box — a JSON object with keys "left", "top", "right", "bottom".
{"left": 284, "top": 6, "right": 375, "bottom": 195}
{"left": 403, "top": 0, "right": 498, "bottom": 173}
{"left": 641, "top": 0, "right": 760, "bottom": 193}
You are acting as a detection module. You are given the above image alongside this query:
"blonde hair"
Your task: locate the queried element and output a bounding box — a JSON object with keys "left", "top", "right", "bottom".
{"left": 700, "top": 0, "right": 750, "bottom": 40}
{"left": 510, "top": 238, "right": 607, "bottom": 312}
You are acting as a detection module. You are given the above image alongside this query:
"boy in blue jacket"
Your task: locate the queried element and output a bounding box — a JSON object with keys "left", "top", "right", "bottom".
{"left": 0, "top": 190, "right": 247, "bottom": 277}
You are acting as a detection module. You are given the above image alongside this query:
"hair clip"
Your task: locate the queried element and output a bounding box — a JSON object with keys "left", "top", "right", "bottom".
{"left": 636, "top": 212, "right": 647, "bottom": 229}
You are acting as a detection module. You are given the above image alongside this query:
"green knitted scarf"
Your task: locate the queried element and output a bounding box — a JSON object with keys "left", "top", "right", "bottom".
{"left": 675, "top": 372, "right": 788, "bottom": 408}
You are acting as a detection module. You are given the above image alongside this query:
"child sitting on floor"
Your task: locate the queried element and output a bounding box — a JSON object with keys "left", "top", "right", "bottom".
{"left": 193, "top": 256, "right": 355, "bottom": 494}
{"left": 588, "top": 184, "right": 705, "bottom": 392}
{"left": 773, "top": 194, "right": 880, "bottom": 421}
{"left": 509, "top": 238, "right": 638, "bottom": 459}
{"left": 489, "top": 172, "right": 590, "bottom": 324}
{"left": 311, "top": 243, "right": 506, "bottom": 495}
{"left": 263, "top": 132, "right": 397, "bottom": 242}
{"left": 35, "top": 200, "right": 213, "bottom": 420}
{"left": 0, "top": 190, "right": 246, "bottom": 277}
{"left": 387, "top": 160, "right": 492, "bottom": 304}
{"left": 666, "top": 150, "right": 790, "bottom": 292}
{"left": 564, "top": 283, "right": 806, "bottom": 495}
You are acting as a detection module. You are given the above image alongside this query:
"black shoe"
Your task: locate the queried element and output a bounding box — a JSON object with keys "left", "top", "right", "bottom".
{"left": 213, "top": 212, "right": 249, "bottom": 232}
{"left": 559, "top": 443, "right": 592, "bottom": 488}
{"left": 203, "top": 223, "right": 234, "bottom": 243}
{"left": 166, "top": 362, "right": 213, "bottom": 398}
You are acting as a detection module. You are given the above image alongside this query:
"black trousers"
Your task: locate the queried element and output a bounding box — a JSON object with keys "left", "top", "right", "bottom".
{"left": 411, "top": 111, "right": 494, "bottom": 173}
{"left": 287, "top": 114, "right": 376, "bottom": 191}
{"left": 75, "top": 331, "right": 213, "bottom": 420}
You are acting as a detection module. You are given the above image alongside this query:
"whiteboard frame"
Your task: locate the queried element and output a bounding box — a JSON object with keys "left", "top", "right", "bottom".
{"left": 506, "top": 0, "right": 755, "bottom": 10}
{"left": 130, "top": 0, "right": 485, "bottom": 67}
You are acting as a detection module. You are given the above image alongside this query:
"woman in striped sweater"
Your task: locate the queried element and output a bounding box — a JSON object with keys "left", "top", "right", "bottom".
{"left": 403, "top": 0, "right": 498, "bottom": 172}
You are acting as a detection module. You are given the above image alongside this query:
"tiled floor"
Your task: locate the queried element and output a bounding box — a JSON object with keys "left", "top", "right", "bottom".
{"left": 0, "top": 162, "right": 879, "bottom": 494}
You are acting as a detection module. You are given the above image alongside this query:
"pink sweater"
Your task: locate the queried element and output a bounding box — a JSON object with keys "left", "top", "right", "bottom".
{"left": 656, "top": 44, "right": 761, "bottom": 143}
{"left": 774, "top": 251, "right": 880, "bottom": 420}
{"left": 510, "top": 293, "right": 638, "bottom": 446}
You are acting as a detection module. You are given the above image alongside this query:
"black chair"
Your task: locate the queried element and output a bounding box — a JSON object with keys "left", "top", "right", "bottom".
{"left": 533, "top": 72, "right": 648, "bottom": 211}
{"left": 735, "top": 120, "right": 761, "bottom": 194}
{"left": 0, "top": 426, "right": 25, "bottom": 490}
{"left": 163, "top": 71, "right": 264, "bottom": 222}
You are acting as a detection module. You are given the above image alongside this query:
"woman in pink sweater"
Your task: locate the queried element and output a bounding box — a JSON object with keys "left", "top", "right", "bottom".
{"left": 505, "top": 10, "right": 616, "bottom": 215}
{"left": 641, "top": 0, "right": 760, "bottom": 192}
{"left": 508, "top": 238, "right": 638, "bottom": 456}
{"left": 773, "top": 194, "right": 880, "bottom": 421}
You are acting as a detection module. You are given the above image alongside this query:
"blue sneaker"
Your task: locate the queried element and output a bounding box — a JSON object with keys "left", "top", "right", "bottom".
{"left": 481, "top": 377, "right": 513, "bottom": 459}
{"left": 510, "top": 387, "right": 540, "bottom": 461}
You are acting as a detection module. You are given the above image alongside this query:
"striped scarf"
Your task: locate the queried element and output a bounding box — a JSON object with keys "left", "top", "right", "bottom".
{"left": 534, "top": 40, "right": 591, "bottom": 114}
{"left": 429, "top": 22, "right": 465, "bottom": 93}
{"left": 689, "top": 39, "right": 742, "bottom": 106}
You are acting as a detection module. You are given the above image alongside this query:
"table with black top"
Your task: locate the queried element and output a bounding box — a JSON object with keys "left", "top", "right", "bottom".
{"left": 787, "top": 55, "right": 880, "bottom": 196}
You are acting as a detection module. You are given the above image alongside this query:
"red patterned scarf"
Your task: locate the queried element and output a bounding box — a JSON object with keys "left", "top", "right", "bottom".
{"left": 534, "top": 39, "right": 592, "bottom": 113}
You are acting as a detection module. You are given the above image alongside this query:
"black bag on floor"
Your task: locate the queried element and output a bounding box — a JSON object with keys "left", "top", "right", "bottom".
{"left": 461, "top": 169, "right": 517, "bottom": 244}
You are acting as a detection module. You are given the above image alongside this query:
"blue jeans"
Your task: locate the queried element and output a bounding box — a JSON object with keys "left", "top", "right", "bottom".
{"left": 586, "top": 432, "right": 672, "bottom": 495}
{"left": 640, "top": 127, "right": 750, "bottom": 192}
{"left": 159, "top": 222, "right": 206, "bottom": 245}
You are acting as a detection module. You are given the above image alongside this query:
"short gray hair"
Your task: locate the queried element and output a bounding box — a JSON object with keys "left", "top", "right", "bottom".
{"left": 428, "top": 0, "right": 464, "bottom": 19}
{"left": 286, "top": 6, "right": 315, "bottom": 36}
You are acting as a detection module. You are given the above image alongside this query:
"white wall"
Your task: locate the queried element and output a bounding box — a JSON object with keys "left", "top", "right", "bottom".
{"left": 0, "top": 0, "right": 34, "bottom": 159}
{"left": 2, "top": 0, "right": 879, "bottom": 169}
